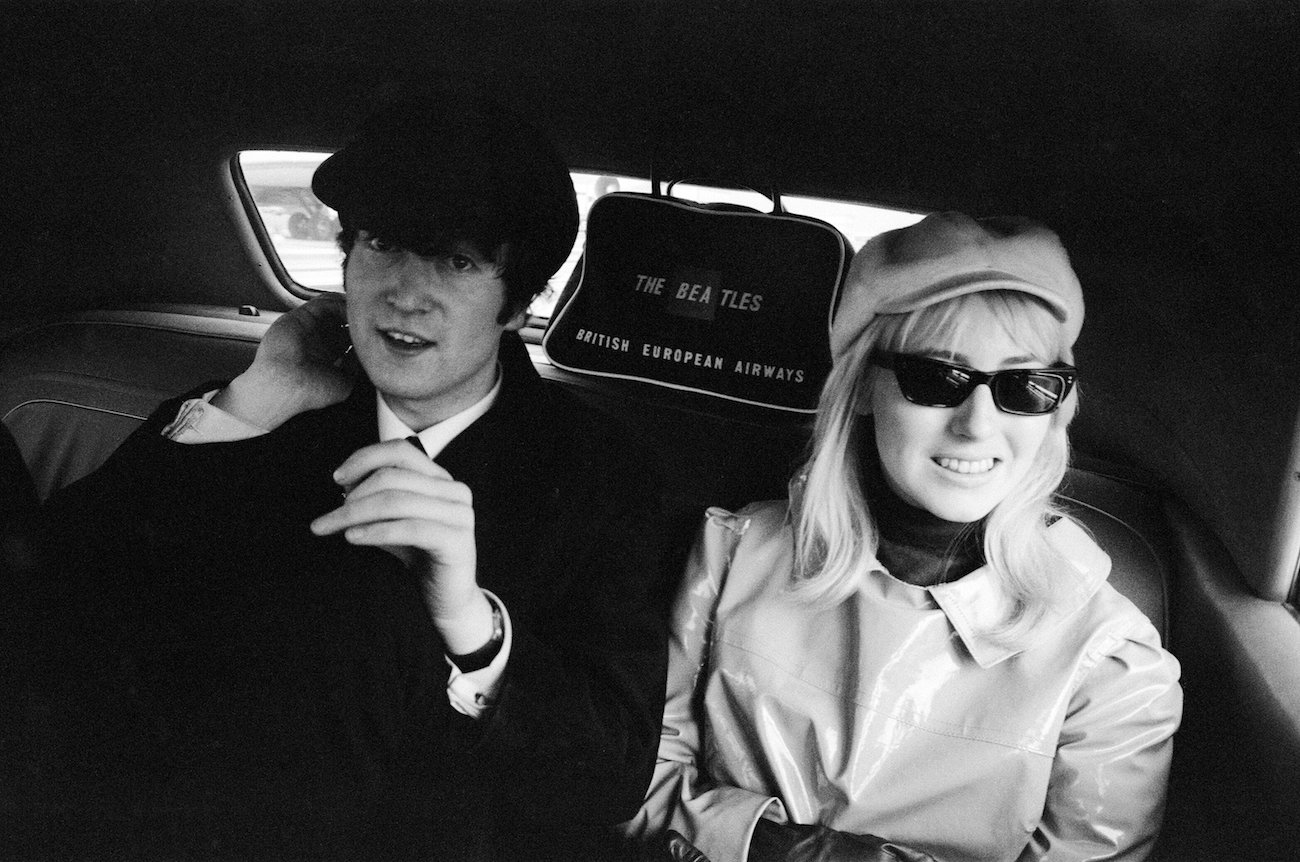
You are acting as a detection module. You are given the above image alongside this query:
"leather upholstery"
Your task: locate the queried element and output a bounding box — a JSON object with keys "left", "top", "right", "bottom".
{"left": 0, "top": 310, "right": 268, "bottom": 499}
{"left": 3, "top": 308, "right": 1172, "bottom": 642}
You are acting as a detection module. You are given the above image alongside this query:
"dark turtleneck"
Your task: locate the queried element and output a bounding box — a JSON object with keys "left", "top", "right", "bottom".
{"left": 863, "top": 452, "right": 986, "bottom": 588}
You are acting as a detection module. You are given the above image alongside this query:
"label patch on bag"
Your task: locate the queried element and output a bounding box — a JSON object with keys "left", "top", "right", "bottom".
{"left": 542, "top": 193, "right": 848, "bottom": 413}
{"left": 662, "top": 267, "right": 723, "bottom": 321}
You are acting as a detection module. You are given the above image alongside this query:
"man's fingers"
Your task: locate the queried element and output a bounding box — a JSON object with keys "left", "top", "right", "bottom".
{"left": 310, "top": 488, "right": 473, "bottom": 537}
{"left": 275, "top": 292, "right": 346, "bottom": 338}
{"left": 332, "top": 440, "right": 452, "bottom": 488}
{"left": 295, "top": 295, "right": 352, "bottom": 361}
{"left": 342, "top": 465, "right": 472, "bottom": 506}
{"left": 302, "top": 291, "right": 347, "bottom": 317}
{"left": 331, "top": 518, "right": 465, "bottom": 551}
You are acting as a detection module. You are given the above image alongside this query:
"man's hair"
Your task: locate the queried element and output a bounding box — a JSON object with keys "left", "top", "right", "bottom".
{"left": 334, "top": 222, "right": 546, "bottom": 324}
{"left": 314, "top": 91, "right": 580, "bottom": 323}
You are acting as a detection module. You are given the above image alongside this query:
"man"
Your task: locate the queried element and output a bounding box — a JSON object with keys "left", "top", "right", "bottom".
{"left": 21, "top": 94, "right": 667, "bottom": 860}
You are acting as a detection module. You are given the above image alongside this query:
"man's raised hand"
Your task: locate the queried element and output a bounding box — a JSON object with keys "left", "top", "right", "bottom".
{"left": 309, "top": 439, "right": 495, "bottom": 654}
{"left": 212, "top": 293, "right": 357, "bottom": 430}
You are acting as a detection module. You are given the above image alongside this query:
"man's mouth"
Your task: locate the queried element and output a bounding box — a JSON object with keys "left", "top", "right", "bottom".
{"left": 380, "top": 328, "right": 433, "bottom": 349}
{"left": 935, "top": 457, "right": 997, "bottom": 475}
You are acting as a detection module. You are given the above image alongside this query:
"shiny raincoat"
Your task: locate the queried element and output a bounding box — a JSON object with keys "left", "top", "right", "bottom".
{"left": 624, "top": 501, "right": 1183, "bottom": 862}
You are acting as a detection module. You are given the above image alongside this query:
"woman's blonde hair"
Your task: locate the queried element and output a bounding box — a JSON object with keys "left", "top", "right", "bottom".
{"left": 792, "top": 290, "right": 1080, "bottom": 647}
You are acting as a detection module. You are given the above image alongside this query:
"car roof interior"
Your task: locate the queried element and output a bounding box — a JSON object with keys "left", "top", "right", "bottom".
{"left": 3, "top": 2, "right": 1298, "bottom": 858}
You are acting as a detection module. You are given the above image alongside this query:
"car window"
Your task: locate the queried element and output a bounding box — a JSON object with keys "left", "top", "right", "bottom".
{"left": 236, "top": 153, "right": 924, "bottom": 317}
{"left": 237, "top": 151, "right": 344, "bottom": 290}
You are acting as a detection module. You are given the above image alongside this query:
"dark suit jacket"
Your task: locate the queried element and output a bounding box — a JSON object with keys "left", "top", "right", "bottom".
{"left": 14, "top": 333, "right": 667, "bottom": 860}
{"left": 1, "top": 421, "right": 38, "bottom": 578}
{"left": 0, "top": 422, "right": 36, "bottom": 525}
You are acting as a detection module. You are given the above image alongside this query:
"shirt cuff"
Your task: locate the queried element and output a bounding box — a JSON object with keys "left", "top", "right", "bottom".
{"left": 162, "top": 390, "right": 269, "bottom": 443}
{"left": 446, "top": 590, "right": 512, "bottom": 719}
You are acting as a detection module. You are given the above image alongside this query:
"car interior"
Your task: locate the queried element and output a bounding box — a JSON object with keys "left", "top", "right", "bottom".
{"left": 2, "top": 2, "right": 1297, "bottom": 858}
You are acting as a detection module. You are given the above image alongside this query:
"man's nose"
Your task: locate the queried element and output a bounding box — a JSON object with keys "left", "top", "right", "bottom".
{"left": 948, "top": 384, "right": 999, "bottom": 438}
{"left": 384, "top": 256, "right": 433, "bottom": 312}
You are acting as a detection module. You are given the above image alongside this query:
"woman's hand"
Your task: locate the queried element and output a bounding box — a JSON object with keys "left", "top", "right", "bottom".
{"left": 748, "top": 820, "right": 936, "bottom": 862}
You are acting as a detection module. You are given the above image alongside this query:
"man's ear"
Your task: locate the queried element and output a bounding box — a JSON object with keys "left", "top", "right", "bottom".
{"left": 502, "top": 305, "right": 528, "bottom": 332}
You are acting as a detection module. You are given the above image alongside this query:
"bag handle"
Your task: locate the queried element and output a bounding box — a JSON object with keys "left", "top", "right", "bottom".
{"left": 650, "top": 160, "right": 783, "bottom": 214}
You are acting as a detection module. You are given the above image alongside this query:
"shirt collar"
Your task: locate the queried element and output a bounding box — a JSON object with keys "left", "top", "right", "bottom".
{"left": 375, "top": 365, "right": 503, "bottom": 459}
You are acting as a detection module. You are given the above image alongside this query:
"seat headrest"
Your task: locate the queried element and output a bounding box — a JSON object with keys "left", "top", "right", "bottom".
{"left": 542, "top": 192, "right": 852, "bottom": 413}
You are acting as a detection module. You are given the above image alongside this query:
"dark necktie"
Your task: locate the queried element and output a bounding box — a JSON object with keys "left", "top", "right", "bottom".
{"left": 406, "top": 435, "right": 428, "bottom": 457}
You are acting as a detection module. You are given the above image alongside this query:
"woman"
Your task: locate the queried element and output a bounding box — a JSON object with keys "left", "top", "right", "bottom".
{"left": 622, "top": 212, "right": 1182, "bottom": 862}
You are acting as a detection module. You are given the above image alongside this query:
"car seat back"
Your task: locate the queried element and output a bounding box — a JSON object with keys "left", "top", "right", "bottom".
{"left": 1, "top": 302, "right": 1172, "bottom": 641}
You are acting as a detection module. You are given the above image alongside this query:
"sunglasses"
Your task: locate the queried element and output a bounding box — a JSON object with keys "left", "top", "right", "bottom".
{"left": 872, "top": 351, "right": 1077, "bottom": 416}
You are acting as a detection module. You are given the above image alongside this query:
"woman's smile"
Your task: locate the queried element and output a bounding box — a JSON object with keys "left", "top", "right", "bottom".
{"left": 934, "top": 456, "right": 997, "bottom": 475}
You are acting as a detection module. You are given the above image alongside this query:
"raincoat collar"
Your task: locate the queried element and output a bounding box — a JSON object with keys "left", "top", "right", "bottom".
{"left": 927, "top": 518, "right": 1111, "bottom": 667}
{"left": 785, "top": 475, "right": 1111, "bottom": 667}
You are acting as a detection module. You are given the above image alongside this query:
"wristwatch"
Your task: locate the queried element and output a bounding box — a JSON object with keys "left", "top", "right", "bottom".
{"left": 448, "top": 600, "right": 505, "bottom": 673}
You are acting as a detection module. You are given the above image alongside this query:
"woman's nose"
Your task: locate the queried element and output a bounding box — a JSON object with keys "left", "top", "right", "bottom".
{"left": 949, "top": 384, "right": 999, "bottom": 438}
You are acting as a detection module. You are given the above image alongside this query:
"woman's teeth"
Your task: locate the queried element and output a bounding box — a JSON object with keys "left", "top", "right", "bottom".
{"left": 936, "top": 457, "right": 995, "bottom": 474}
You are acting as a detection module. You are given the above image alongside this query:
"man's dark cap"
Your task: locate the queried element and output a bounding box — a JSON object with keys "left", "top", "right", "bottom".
{"left": 313, "top": 94, "right": 579, "bottom": 279}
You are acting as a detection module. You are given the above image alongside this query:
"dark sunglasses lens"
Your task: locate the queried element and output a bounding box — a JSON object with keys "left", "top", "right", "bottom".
{"left": 888, "top": 354, "right": 1072, "bottom": 414}
{"left": 994, "top": 372, "right": 1067, "bottom": 414}
{"left": 894, "top": 356, "right": 972, "bottom": 407}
